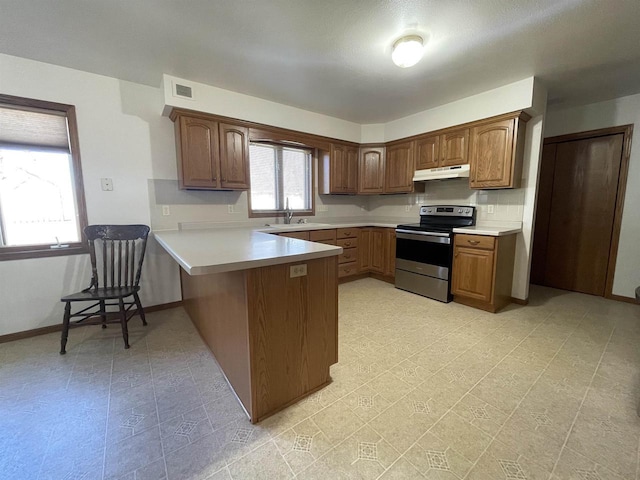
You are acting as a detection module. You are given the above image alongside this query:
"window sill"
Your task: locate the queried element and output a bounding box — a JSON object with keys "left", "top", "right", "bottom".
{"left": 0, "top": 244, "right": 88, "bottom": 262}
{"left": 249, "top": 210, "right": 315, "bottom": 219}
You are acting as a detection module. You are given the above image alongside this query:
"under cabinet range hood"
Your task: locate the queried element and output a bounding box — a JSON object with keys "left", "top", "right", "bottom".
{"left": 412, "top": 164, "right": 470, "bottom": 182}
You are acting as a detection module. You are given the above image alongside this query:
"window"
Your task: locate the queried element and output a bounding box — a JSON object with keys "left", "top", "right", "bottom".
{"left": 248, "top": 142, "right": 314, "bottom": 216}
{"left": 0, "top": 94, "right": 88, "bottom": 260}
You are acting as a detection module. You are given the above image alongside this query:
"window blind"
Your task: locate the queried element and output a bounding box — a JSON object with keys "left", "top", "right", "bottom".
{"left": 0, "top": 105, "right": 70, "bottom": 152}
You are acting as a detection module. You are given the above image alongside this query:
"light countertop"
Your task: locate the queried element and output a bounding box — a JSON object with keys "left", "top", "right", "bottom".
{"left": 453, "top": 225, "right": 522, "bottom": 236}
{"left": 154, "top": 228, "right": 342, "bottom": 275}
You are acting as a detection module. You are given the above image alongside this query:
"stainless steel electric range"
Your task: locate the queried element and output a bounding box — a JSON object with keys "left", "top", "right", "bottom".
{"left": 395, "top": 205, "right": 476, "bottom": 302}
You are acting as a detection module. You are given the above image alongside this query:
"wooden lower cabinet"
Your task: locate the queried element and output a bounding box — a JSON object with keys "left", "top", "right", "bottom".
{"left": 451, "top": 234, "right": 516, "bottom": 312}
{"left": 358, "top": 228, "right": 371, "bottom": 272}
{"left": 181, "top": 256, "right": 338, "bottom": 423}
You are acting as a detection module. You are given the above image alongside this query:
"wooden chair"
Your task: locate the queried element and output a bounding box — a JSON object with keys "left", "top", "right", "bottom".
{"left": 60, "top": 224, "right": 151, "bottom": 354}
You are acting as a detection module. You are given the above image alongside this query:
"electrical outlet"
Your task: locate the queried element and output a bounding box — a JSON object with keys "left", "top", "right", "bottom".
{"left": 405, "top": 205, "right": 411, "bottom": 212}
{"left": 487, "top": 205, "right": 495, "bottom": 214}
{"left": 290, "top": 264, "right": 307, "bottom": 278}
{"left": 162, "top": 205, "right": 171, "bottom": 216}
{"left": 100, "top": 178, "right": 113, "bottom": 191}
{"left": 227, "top": 205, "right": 234, "bottom": 214}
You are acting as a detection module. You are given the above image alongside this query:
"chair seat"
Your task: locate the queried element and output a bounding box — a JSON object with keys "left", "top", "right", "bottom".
{"left": 61, "top": 285, "right": 140, "bottom": 301}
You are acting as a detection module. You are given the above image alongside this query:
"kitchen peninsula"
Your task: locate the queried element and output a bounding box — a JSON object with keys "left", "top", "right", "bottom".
{"left": 155, "top": 227, "right": 341, "bottom": 423}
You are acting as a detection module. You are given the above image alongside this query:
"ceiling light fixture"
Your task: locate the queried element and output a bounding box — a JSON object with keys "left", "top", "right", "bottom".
{"left": 392, "top": 35, "right": 424, "bottom": 68}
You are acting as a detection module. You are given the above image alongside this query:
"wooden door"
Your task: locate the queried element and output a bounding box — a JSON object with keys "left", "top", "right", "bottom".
{"left": 441, "top": 128, "right": 470, "bottom": 166}
{"left": 358, "top": 228, "right": 371, "bottom": 272}
{"left": 541, "top": 135, "right": 624, "bottom": 296}
{"left": 345, "top": 146, "right": 359, "bottom": 194}
{"left": 469, "top": 119, "right": 515, "bottom": 188}
{"left": 370, "top": 228, "right": 385, "bottom": 273}
{"left": 415, "top": 135, "right": 440, "bottom": 170}
{"left": 384, "top": 229, "right": 396, "bottom": 276}
{"left": 385, "top": 141, "right": 415, "bottom": 193}
{"left": 452, "top": 246, "right": 494, "bottom": 302}
{"left": 178, "top": 116, "right": 220, "bottom": 189}
{"left": 219, "top": 123, "right": 250, "bottom": 189}
{"left": 358, "top": 147, "right": 385, "bottom": 193}
{"left": 330, "top": 144, "right": 347, "bottom": 192}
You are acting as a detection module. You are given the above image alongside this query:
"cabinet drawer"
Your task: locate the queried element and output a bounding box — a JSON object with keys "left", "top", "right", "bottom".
{"left": 316, "top": 239, "right": 337, "bottom": 246}
{"left": 279, "top": 231, "right": 310, "bottom": 241}
{"left": 337, "top": 237, "right": 358, "bottom": 249}
{"left": 339, "top": 247, "right": 358, "bottom": 264}
{"left": 309, "top": 229, "right": 337, "bottom": 242}
{"left": 338, "top": 261, "right": 358, "bottom": 277}
{"left": 454, "top": 234, "right": 495, "bottom": 250}
{"left": 336, "top": 228, "right": 358, "bottom": 239}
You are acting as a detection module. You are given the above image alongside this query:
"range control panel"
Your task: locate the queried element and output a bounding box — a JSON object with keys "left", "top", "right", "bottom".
{"left": 420, "top": 205, "right": 475, "bottom": 217}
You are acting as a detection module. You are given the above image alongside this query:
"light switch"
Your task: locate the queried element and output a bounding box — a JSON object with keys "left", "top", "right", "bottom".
{"left": 162, "top": 205, "right": 171, "bottom": 216}
{"left": 100, "top": 178, "right": 113, "bottom": 191}
{"left": 487, "top": 205, "right": 495, "bottom": 214}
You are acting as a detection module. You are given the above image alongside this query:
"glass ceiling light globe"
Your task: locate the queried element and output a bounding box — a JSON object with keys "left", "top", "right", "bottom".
{"left": 392, "top": 35, "right": 424, "bottom": 68}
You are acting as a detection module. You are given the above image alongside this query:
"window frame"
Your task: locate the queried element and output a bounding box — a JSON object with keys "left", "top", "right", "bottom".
{"left": 0, "top": 94, "right": 89, "bottom": 261}
{"left": 247, "top": 141, "right": 316, "bottom": 218}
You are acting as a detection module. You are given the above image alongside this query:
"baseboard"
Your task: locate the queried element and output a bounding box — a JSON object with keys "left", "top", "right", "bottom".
{"left": 0, "top": 300, "right": 184, "bottom": 344}
{"left": 369, "top": 272, "right": 395, "bottom": 284}
{"left": 338, "top": 273, "right": 369, "bottom": 284}
{"left": 510, "top": 297, "right": 529, "bottom": 305}
{"left": 608, "top": 294, "right": 638, "bottom": 305}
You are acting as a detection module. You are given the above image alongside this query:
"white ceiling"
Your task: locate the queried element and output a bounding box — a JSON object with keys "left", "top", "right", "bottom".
{"left": 1, "top": 0, "right": 640, "bottom": 123}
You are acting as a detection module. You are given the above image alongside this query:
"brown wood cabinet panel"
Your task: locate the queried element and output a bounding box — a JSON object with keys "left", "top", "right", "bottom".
{"left": 469, "top": 118, "right": 516, "bottom": 189}
{"left": 454, "top": 234, "right": 495, "bottom": 250}
{"left": 338, "top": 262, "right": 358, "bottom": 278}
{"left": 358, "top": 228, "right": 371, "bottom": 272}
{"left": 279, "top": 231, "right": 310, "bottom": 240}
{"left": 384, "top": 229, "right": 396, "bottom": 277}
{"left": 309, "top": 229, "right": 337, "bottom": 242}
{"left": 219, "top": 123, "right": 250, "bottom": 189}
{"left": 339, "top": 248, "right": 358, "bottom": 264}
{"left": 336, "top": 228, "right": 358, "bottom": 239}
{"left": 385, "top": 141, "right": 416, "bottom": 193}
{"left": 321, "top": 143, "right": 358, "bottom": 194}
{"left": 358, "top": 147, "right": 385, "bottom": 193}
{"left": 440, "top": 128, "right": 470, "bottom": 167}
{"left": 337, "top": 237, "right": 358, "bottom": 249}
{"left": 451, "top": 246, "right": 495, "bottom": 303}
{"left": 415, "top": 135, "right": 440, "bottom": 170}
{"left": 370, "top": 228, "right": 385, "bottom": 273}
{"left": 177, "top": 116, "right": 220, "bottom": 189}
{"left": 345, "top": 146, "right": 359, "bottom": 193}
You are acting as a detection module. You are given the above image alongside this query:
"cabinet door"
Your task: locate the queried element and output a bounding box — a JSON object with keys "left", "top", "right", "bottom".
{"left": 330, "top": 144, "right": 347, "bottom": 192}
{"left": 384, "top": 141, "right": 415, "bottom": 193}
{"left": 219, "top": 123, "right": 250, "bottom": 189}
{"left": 415, "top": 135, "right": 440, "bottom": 170}
{"left": 451, "top": 246, "right": 494, "bottom": 302}
{"left": 358, "top": 147, "right": 385, "bottom": 194}
{"left": 178, "top": 116, "right": 220, "bottom": 189}
{"left": 384, "top": 229, "right": 396, "bottom": 277}
{"left": 441, "top": 128, "right": 470, "bottom": 167}
{"left": 345, "top": 146, "right": 359, "bottom": 193}
{"left": 358, "top": 228, "right": 371, "bottom": 272}
{"left": 370, "top": 228, "right": 385, "bottom": 273}
{"left": 469, "top": 119, "right": 515, "bottom": 188}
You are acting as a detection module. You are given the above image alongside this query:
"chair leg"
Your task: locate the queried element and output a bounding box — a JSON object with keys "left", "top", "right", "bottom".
{"left": 119, "top": 297, "right": 130, "bottom": 349}
{"left": 133, "top": 292, "right": 147, "bottom": 326}
{"left": 60, "top": 302, "right": 71, "bottom": 355}
{"left": 100, "top": 300, "right": 107, "bottom": 329}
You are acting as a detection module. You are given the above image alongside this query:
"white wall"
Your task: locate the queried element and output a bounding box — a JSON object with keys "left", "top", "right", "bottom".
{"left": 0, "top": 54, "right": 181, "bottom": 336}
{"left": 545, "top": 94, "right": 640, "bottom": 298}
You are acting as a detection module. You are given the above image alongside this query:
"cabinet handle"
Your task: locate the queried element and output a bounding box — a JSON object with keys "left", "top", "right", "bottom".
{"left": 344, "top": 231, "right": 351, "bottom": 236}
{"left": 344, "top": 241, "right": 351, "bottom": 246}
{"left": 468, "top": 240, "right": 480, "bottom": 245}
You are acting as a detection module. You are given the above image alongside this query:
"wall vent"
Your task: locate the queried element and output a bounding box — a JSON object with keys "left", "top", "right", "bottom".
{"left": 173, "top": 83, "right": 194, "bottom": 100}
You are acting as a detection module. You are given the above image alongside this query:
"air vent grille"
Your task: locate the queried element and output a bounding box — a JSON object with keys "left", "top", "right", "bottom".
{"left": 175, "top": 84, "right": 193, "bottom": 99}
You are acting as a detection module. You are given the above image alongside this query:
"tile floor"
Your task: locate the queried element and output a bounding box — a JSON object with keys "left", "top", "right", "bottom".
{"left": 1, "top": 278, "right": 639, "bottom": 479}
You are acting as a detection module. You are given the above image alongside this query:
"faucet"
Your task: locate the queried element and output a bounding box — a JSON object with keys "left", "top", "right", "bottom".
{"left": 284, "top": 198, "right": 293, "bottom": 224}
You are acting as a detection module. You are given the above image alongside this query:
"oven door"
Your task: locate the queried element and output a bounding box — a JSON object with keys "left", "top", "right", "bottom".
{"left": 395, "top": 229, "right": 452, "bottom": 280}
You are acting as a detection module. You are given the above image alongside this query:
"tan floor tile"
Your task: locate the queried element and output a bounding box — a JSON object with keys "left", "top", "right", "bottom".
{"left": 409, "top": 431, "right": 474, "bottom": 478}
{"left": 451, "top": 393, "right": 508, "bottom": 437}
{"left": 311, "top": 399, "right": 364, "bottom": 445}
{"left": 227, "top": 440, "right": 293, "bottom": 479}
{"left": 388, "top": 359, "right": 429, "bottom": 387}
{"left": 364, "top": 371, "right": 413, "bottom": 403}
{"left": 429, "top": 411, "right": 493, "bottom": 463}
{"left": 466, "top": 439, "right": 551, "bottom": 480}
{"left": 273, "top": 418, "right": 332, "bottom": 474}
{"left": 551, "top": 446, "right": 626, "bottom": 480}
{"left": 378, "top": 457, "right": 426, "bottom": 479}
{"left": 344, "top": 383, "right": 394, "bottom": 422}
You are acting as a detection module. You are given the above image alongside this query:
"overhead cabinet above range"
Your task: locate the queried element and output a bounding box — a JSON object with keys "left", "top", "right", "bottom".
{"left": 171, "top": 112, "right": 250, "bottom": 190}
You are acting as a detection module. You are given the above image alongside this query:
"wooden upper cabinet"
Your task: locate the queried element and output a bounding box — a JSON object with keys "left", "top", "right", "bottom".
{"left": 469, "top": 114, "right": 528, "bottom": 189}
{"left": 385, "top": 141, "right": 415, "bottom": 193}
{"left": 358, "top": 146, "right": 385, "bottom": 194}
{"left": 172, "top": 114, "right": 250, "bottom": 191}
{"left": 345, "top": 146, "right": 358, "bottom": 193}
{"left": 329, "top": 143, "right": 346, "bottom": 193}
{"left": 440, "top": 128, "right": 470, "bottom": 167}
{"left": 177, "top": 116, "right": 220, "bottom": 189}
{"left": 219, "top": 123, "right": 250, "bottom": 189}
{"left": 319, "top": 143, "right": 358, "bottom": 194}
{"left": 415, "top": 135, "right": 440, "bottom": 170}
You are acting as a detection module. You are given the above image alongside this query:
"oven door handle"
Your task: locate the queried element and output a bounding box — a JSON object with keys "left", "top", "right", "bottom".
{"left": 395, "top": 230, "right": 451, "bottom": 244}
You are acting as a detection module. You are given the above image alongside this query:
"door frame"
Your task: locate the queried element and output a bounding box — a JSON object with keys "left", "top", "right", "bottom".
{"left": 543, "top": 124, "right": 634, "bottom": 301}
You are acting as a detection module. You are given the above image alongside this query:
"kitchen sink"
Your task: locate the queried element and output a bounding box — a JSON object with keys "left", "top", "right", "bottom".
{"left": 265, "top": 223, "right": 331, "bottom": 229}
